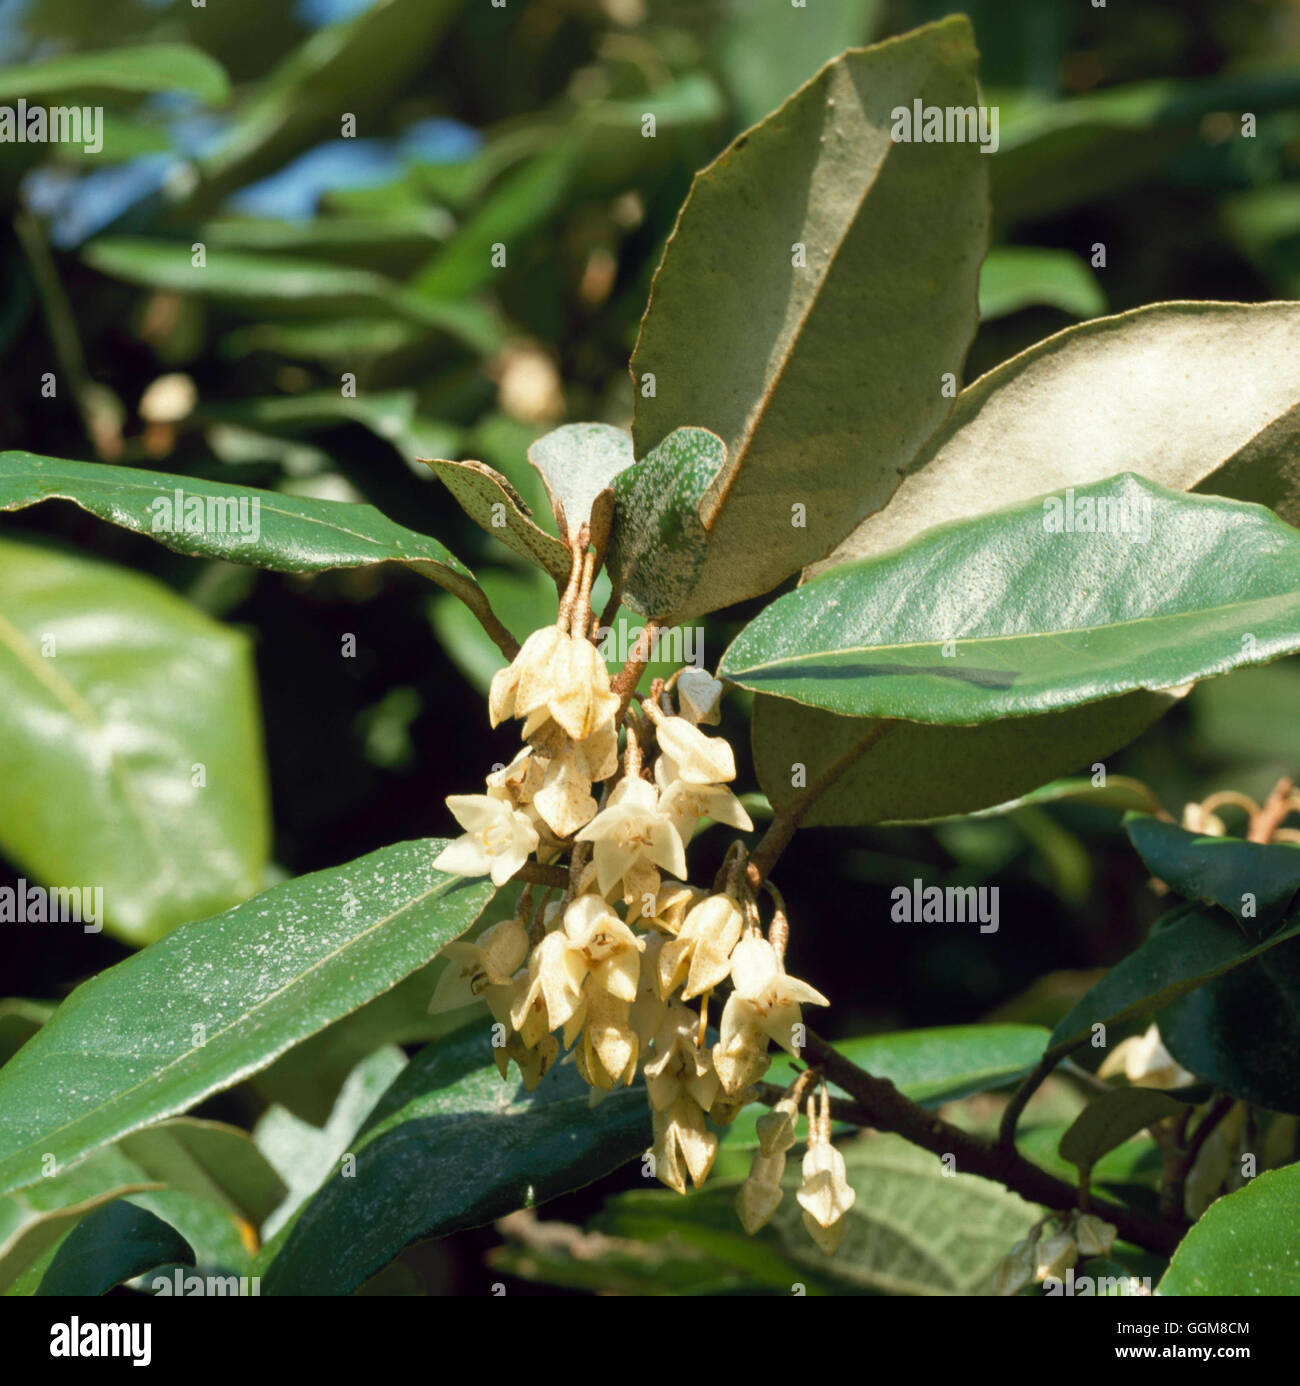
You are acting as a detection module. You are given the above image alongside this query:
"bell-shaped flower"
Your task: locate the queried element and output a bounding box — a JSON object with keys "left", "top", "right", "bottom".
{"left": 658, "top": 894, "right": 743, "bottom": 1001}
{"left": 579, "top": 986, "right": 638, "bottom": 1089}
{"left": 1097, "top": 1022, "right": 1195, "bottom": 1089}
{"left": 1073, "top": 1213, "right": 1117, "bottom": 1259}
{"left": 655, "top": 716, "right": 736, "bottom": 785}
{"left": 651, "top": 1094, "right": 718, "bottom": 1194}
{"left": 655, "top": 753, "right": 753, "bottom": 847}
{"left": 643, "top": 1004, "right": 720, "bottom": 1112}
{"left": 711, "top": 1027, "right": 770, "bottom": 1096}
{"left": 428, "top": 917, "right": 529, "bottom": 1015}
{"left": 796, "top": 1142, "right": 855, "bottom": 1255}
{"left": 563, "top": 894, "right": 643, "bottom": 1002}
{"left": 675, "top": 669, "right": 723, "bottom": 725}
{"left": 755, "top": 1094, "right": 799, "bottom": 1158}
{"left": 489, "top": 625, "right": 566, "bottom": 727}
{"left": 720, "top": 936, "right": 828, "bottom": 1057}
{"left": 737, "top": 1150, "right": 786, "bottom": 1235}
{"left": 490, "top": 626, "right": 620, "bottom": 742}
{"left": 576, "top": 775, "right": 686, "bottom": 901}
{"left": 1034, "top": 1230, "right": 1078, "bottom": 1282}
{"left": 993, "top": 1238, "right": 1037, "bottom": 1296}
{"left": 435, "top": 794, "right": 539, "bottom": 886}
{"left": 630, "top": 932, "right": 670, "bottom": 1047}
{"left": 494, "top": 1032, "right": 559, "bottom": 1093}
{"left": 510, "top": 927, "right": 585, "bottom": 1039}
{"left": 485, "top": 747, "right": 544, "bottom": 808}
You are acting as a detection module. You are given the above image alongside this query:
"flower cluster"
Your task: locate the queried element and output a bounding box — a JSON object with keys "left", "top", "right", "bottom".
{"left": 993, "top": 1210, "right": 1119, "bottom": 1295}
{"left": 429, "top": 540, "right": 844, "bottom": 1251}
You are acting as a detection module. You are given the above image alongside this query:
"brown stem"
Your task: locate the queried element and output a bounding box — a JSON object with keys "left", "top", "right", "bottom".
{"left": 611, "top": 620, "right": 660, "bottom": 721}
{"left": 512, "top": 861, "right": 568, "bottom": 889}
{"left": 1160, "top": 1094, "right": 1235, "bottom": 1219}
{"left": 997, "top": 1046, "right": 1081, "bottom": 1153}
{"left": 463, "top": 584, "right": 521, "bottom": 661}
{"left": 746, "top": 721, "right": 898, "bottom": 889}
{"left": 798, "top": 1030, "right": 1185, "bottom": 1256}
{"left": 1248, "top": 776, "right": 1295, "bottom": 844}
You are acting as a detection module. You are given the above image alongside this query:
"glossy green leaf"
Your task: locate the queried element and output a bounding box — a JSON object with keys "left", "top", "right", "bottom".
{"left": 1158, "top": 931, "right": 1300, "bottom": 1115}
{"left": 973, "top": 775, "right": 1164, "bottom": 819}
{"left": 750, "top": 689, "right": 1178, "bottom": 826}
{"left": 258, "top": 1026, "right": 652, "bottom": 1293}
{"left": 424, "top": 458, "right": 570, "bottom": 580}
{"left": 526, "top": 422, "right": 632, "bottom": 540}
{"left": 0, "top": 840, "right": 496, "bottom": 1200}
{"left": 1126, "top": 815, "right": 1300, "bottom": 932}
{"left": 628, "top": 16, "right": 988, "bottom": 619}
{"left": 1059, "top": 1089, "right": 1187, "bottom": 1173}
{"left": 1160, "top": 1164, "right": 1300, "bottom": 1295}
{"left": 0, "top": 536, "right": 268, "bottom": 944}
{"left": 978, "top": 246, "right": 1106, "bottom": 321}
{"left": 0, "top": 452, "right": 505, "bottom": 638}
{"left": 33, "top": 1202, "right": 193, "bottom": 1297}
{"left": 0, "top": 44, "right": 229, "bottom": 103}
{"left": 1049, "top": 901, "right": 1300, "bottom": 1056}
{"left": 724, "top": 477, "right": 1300, "bottom": 725}
{"left": 818, "top": 302, "right": 1300, "bottom": 573}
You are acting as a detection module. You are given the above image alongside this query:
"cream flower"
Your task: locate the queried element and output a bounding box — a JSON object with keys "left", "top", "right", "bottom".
{"left": 510, "top": 928, "right": 586, "bottom": 1040}
{"left": 643, "top": 1004, "right": 719, "bottom": 1112}
{"left": 576, "top": 776, "right": 686, "bottom": 901}
{"left": 579, "top": 986, "right": 638, "bottom": 1089}
{"left": 737, "top": 1150, "right": 785, "bottom": 1235}
{"left": 651, "top": 1094, "right": 718, "bottom": 1194}
{"left": 993, "top": 1238, "right": 1037, "bottom": 1296}
{"left": 563, "top": 895, "right": 643, "bottom": 1002}
{"left": 428, "top": 917, "right": 529, "bottom": 1015}
{"left": 655, "top": 753, "right": 753, "bottom": 847}
{"left": 485, "top": 747, "right": 545, "bottom": 808}
{"left": 435, "top": 795, "right": 539, "bottom": 886}
{"left": 494, "top": 1032, "right": 559, "bottom": 1093}
{"left": 655, "top": 716, "right": 736, "bottom": 785}
{"left": 796, "top": 1143, "right": 855, "bottom": 1255}
{"left": 1097, "top": 1023, "right": 1195, "bottom": 1089}
{"left": 719, "top": 936, "right": 828, "bottom": 1056}
{"left": 755, "top": 1094, "right": 799, "bottom": 1158}
{"left": 675, "top": 669, "right": 723, "bottom": 725}
{"left": 711, "top": 1027, "right": 770, "bottom": 1096}
{"left": 1073, "top": 1213, "right": 1117, "bottom": 1258}
{"left": 490, "top": 626, "right": 620, "bottom": 741}
{"left": 658, "top": 894, "right": 743, "bottom": 1001}
{"left": 1034, "top": 1230, "right": 1077, "bottom": 1282}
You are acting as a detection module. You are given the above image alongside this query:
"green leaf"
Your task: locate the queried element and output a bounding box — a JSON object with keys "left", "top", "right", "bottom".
{"left": 526, "top": 423, "right": 632, "bottom": 540}
{"left": 750, "top": 689, "right": 1178, "bottom": 826}
{"left": 80, "top": 238, "right": 499, "bottom": 351}
{"left": 0, "top": 840, "right": 496, "bottom": 1201}
{"left": 424, "top": 458, "right": 570, "bottom": 581}
{"left": 0, "top": 452, "right": 504, "bottom": 638}
{"left": 1159, "top": 1164, "right": 1300, "bottom": 1294}
{"left": 0, "top": 44, "right": 229, "bottom": 103}
{"left": 978, "top": 246, "right": 1106, "bottom": 321}
{"left": 1157, "top": 931, "right": 1300, "bottom": 1116}
{"left": 1058, "top": 1089, "right": 1187, "bottom": 1174}
{"left": 1049, "top": 901, "right": 1300, "bottom": 1056}
{"left": 817, "top": 302, "right": 1300, "bottom": 573}
{"left": 257, "top": 1026, "right": 652, "bottom": 1293}
{"left": 0, "top": 1000, "right": 53, "bottom": 1067}
{"left": 0, "top": 536, "right": 268, "bottom": 945}
{"left": 33, "top": 1202, "right": 193, "bottom": 1297}
{"left": 1126, "top": 815, "right": 1300, "bottom": 932}
{"left": 628, "top": 16, "right": 988, "bottom": 619}
{"left": 723, "top": 476, "right": 1300, "bottom": 725}
{"left": 608, "top": 427, "right": 730, "bottom": 622}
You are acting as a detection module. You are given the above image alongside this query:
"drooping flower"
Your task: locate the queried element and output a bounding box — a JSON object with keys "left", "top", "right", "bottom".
{"left": 736, "top": 1149, "right": 786, "bottom": 1235}
{"left": 796, "top": 1142, "right": 855, "bottom": 1255}
{"left": 1033, "top": 1230, "right": 1078, "bottom": 1282}
{"left": 651, "top": 1094, "right": 718, "bottom": 1193}
{"left": 719, "top": 935, "right": 828, "bottom": 1057}
{"left": 435, "top": 794, "right": 539, "bottom": 886}
{"left": 658, "top": 894, "right": 744, "bottom": 1001}
{"left": 578, "top": 985, "right": 639, "bottom": 1089}
{"left": 675, "top": 669, "right": 723, "bottom": 726}
{"left": 563, "top": 894, "right": 643, "bottom": 1002}
{"left": 428, "top": 916, "right": 530, "bottom": 1015}
{"left": 576, "top": 775, "right": 686, "bottom": 902}
{"left": 643, "top": 1004, "right": 719, "bottom": 1112}
{"left": 510, "top": 927, "right": 586, "bottom": 1041}
{"left": 490, "top": 626, "right": 620, "bottom": 741}
{"left": 655, "top": 752, "right": 753, "bottom": 847}
{"left": 993, "top": 1237, "right": 1038, "bottom": 1296}
{"left": 655, "top": 715, "right": 736, "bottom": 785}
{"left": 1097, "top": 1023, "right": 1195, "bottom": 1089}
{"left": 485, "top": 747, "right": 545, "bottom": 808}
{"left": 1073, "top": 1213, "right": 1117, "bottom": 1258}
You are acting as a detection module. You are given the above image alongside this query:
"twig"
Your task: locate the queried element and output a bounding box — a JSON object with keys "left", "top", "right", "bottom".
{"left": 1160, "top": 1094, "right": 1235, "bottom": 1219}
{"left": 1248, "top": 777, "right": 1295, "bottom": 844}
{"left": 997, "top": 1046, "right": 1081, "bottom": 1153}
{"left": 611, "top": 620, "right": 660, "bottom": 722}
{"left": 796, "top": 1030, "right": 1185, "bottom": 1256}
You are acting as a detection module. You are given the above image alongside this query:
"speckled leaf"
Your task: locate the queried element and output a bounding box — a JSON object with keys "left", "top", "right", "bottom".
{"left": 424, "top": 457, "right": 570, "bottom": 580}
{"left": 0, "top": 536, "right": 268, "bottom": 945}
{"left": 257, "top": 1026, "right": 652, "bottom": 1294}
{"left": 1160, "top": 1165, "right": 1300, "bottom": 1294}
{"left": 1049, "top": 901, "right": 1300, "bottom": 1056}
{"left": 817, "top": 301, "right": 1300, "bottom": 574}
{"left": 608, "top": 427, "right": 729, "bottom": 619}
{"left": 630, "top": 16, "right": 988, "bottom": 619}
{"left": 751, "top": 687, "right": 1181, "bottom": 826}
{"left": 1126, "top": 815, "right": 1300, "bottom": 932}
{"left": 0, "top": 841, "right": 496, "bottom": 1200}
{"left": 526, "top": 423, "right": 633, "bottom": 540}
{"left": 723, "top": 477, "right": 1300, "bottom": 724}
